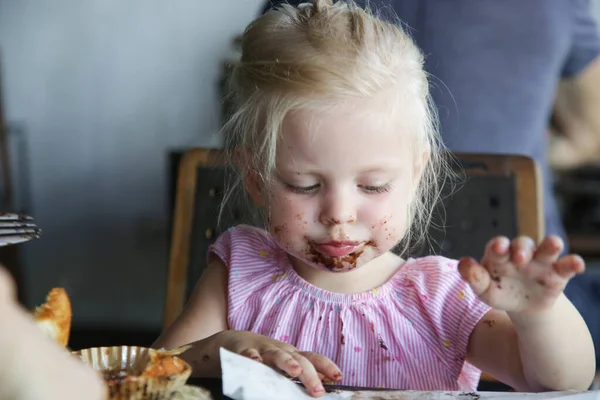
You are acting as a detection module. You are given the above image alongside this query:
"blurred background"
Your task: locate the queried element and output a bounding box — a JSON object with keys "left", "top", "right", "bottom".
{"left": 0, "top": 0, "right": 266, "bottom": 346}
{"left": 1, "top": 0, "right": 600, "bottom": 348}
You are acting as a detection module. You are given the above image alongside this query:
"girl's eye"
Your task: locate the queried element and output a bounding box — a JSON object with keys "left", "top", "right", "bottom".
{"left": 285, "top": 183, "right": 320, "bottom": 195}
{"left": 359, "top": 184, "right": 391, "bottom": 194}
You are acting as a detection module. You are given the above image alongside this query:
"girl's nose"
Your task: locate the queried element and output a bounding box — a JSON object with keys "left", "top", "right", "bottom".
{"left": 319, "top": 192, "right": 357, "bottom": 226}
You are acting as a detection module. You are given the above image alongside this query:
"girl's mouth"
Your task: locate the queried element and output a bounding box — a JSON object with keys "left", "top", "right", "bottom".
{"left": 311, "top": 241, "right": 363, "bottom": 258}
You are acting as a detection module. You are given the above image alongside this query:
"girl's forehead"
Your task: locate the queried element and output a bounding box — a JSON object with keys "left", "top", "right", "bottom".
{"left": 282, "top": 87, "right": 420, "bottom": 137}
{"left": 280, "top": 101, "right": 416, "bottom": 149}
{"left": 277, "top": 106, "right": 417, "bottom": 172}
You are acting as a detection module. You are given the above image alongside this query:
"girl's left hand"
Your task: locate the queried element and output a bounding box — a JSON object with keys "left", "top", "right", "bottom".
{"left": 458, "top": 235, "right": 585, "bottom": 314}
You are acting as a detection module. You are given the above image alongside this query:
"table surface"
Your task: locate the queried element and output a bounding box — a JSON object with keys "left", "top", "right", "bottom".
{"left": 185, "top": 378, "right": 502, "bottom": 399}
{"left": 186, "top": 378, "right": 399, "bottom": 400}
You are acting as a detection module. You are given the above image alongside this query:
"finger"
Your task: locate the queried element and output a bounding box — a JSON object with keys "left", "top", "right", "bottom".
{"left": 317, "top": 372, "right": 326, "bottom": 383}
{"left": 481, "top": 236, "right": 511, "bottom": 265}
{"left": 261, "top": 348, "right": 303, "bottom": 378}
{"left": 239, "top": 348, "right": 263, "bottom": 363}
{"left": 553, "top": 255, "right": 585, "bottom": 278}
{"left": 459, "top": 257, "right": 492, "bottom": 296}
{"left": 289, "top": 352, "right": 326, "bottom": 397}
{"left": 510, "top": 236, "right": 536, "bottom": 266}
{"left": 301, "top": 352, "right": 343, "bottom": 382}
{"left": 481, "top": 237, "right": 515, "bottom": 278}
{"left": 485, "top": 236, "right": 511, "bottom": 257}
{"left": 533, "top": 236, "right": 563, "bottom": 264}
{"left": 316, "top": 372, "right": 335, "bottom": 385}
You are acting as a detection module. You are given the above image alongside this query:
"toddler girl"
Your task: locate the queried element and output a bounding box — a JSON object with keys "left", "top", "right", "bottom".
{"left": 155, "top": 0, "right": 595, "bottom": 396}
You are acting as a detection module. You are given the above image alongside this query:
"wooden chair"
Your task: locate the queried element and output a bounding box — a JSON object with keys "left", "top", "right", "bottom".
{"left": 415, "top": 153, "right": 543, "bottom": 261}
{"left": 163, "top": 147, "right": 543, "bottom": 388}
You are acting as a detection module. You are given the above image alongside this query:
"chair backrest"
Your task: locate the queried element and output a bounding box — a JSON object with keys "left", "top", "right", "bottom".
{"left": 162, "top": 148, "right": 543, "bottom": 329}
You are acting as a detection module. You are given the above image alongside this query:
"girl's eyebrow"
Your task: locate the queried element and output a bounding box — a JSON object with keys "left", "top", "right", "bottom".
{"left": 277, "top": 168, "right": 317, "bottom": 176}
{"left": 361, "top": 167, "right": 388, "bottom": 173}
{"left": 359, "top": 166, "right": 398, "bottom": 174}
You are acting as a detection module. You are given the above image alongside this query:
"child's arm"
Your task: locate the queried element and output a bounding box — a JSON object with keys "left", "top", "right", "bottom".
{"left": 153, "top": 258, "right": 230, "bottom": 357}
{"left": 460, "top": 236, "right": 595, "bottom": 391}
{"left": 153, "top": 258, "right": 341, "bottom": 397}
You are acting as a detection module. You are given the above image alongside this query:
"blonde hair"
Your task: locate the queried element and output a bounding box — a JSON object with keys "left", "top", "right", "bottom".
{"left": 222, "top": 0, "right": 451, "bottom": 255}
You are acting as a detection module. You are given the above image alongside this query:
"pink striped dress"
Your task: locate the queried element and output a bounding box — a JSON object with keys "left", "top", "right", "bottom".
{"left": 209, "top": 225, "right": 491, "bottom": 391}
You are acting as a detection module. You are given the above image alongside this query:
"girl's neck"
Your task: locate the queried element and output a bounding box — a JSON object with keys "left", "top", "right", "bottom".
{"left": 288, "top": 252, "right": 405, "bottom": 294}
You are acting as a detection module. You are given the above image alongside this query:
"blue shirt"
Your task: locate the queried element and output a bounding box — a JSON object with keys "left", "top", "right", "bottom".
{"left": 261, "top": 0, "right": 600, "bottom": 240}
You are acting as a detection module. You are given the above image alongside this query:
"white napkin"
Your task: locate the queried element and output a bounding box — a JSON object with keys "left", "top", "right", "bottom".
{"left": 219, "top": 348, "right": 599, "bottom": 400}
{"left": 220, "top": 348, "right": 349, "bottom": 400}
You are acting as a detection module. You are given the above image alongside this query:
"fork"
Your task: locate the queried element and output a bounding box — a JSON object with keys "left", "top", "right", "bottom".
{"left": 0, "top": 213, "right": 41, "bottom": 247}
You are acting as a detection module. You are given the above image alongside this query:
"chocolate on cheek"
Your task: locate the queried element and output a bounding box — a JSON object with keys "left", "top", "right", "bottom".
{"left": 294, "top": 213, "right": 309, "bottom": 228}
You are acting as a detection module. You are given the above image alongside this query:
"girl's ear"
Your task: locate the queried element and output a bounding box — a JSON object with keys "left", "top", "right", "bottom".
{"left": 236, "top": 148, "right": 265, "bottom": 207}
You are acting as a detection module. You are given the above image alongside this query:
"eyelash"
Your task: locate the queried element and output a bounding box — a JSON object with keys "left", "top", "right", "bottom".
{"left": 285, "top": 184, "right": 320, "bottom": 195}
{"left": 284, "top": 184, "right": 391, "bottom": 195}
{"left": 360, "top": 184, "right": 391, "bottom": 194}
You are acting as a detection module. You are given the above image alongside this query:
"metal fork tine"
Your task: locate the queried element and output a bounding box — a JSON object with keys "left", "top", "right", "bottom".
{"left": 0, "top": 213, "right": 33, "bottom": 221}
{"left": 0, "top": 235, "right": 38, "bottom": 246}
{"left": 0, "top": 222, "right": 38, "bottom": 229}
{"left": 0, "top": 214, "right": 41, "bottom": 247}
{"left": 0, "top": 228, "right": 40, "bottom": 236}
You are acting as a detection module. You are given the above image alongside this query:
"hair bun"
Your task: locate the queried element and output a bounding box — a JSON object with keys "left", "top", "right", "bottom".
{"left": 312, "top": 0, "right": 334, "bottom": 13}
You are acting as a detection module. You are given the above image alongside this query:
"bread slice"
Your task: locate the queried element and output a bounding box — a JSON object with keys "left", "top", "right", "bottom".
{"left": 33, "top": 288, "right": 72, "bottom": 347}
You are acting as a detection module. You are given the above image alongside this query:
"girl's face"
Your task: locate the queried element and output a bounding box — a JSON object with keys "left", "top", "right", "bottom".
{"left": 247, "top": 96, "right": 425, "bottom": 273}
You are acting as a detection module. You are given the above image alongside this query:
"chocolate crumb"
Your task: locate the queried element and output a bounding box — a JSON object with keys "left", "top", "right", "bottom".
{"left": 459, "top": 393, "right": 481, "bottom": 399}
{"left": 536, "top": 278, "right": 547, "bottom": 287}
{"left": 378, "top": 338, "right": 388, "bottom": 351}
{"left": 483, "top": 319, "right": 496, "bottom": 328}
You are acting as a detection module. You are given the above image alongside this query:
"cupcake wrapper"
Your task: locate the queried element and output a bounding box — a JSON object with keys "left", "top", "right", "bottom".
{"left": 73, "top": 346, "right": 191, "bottom": 400}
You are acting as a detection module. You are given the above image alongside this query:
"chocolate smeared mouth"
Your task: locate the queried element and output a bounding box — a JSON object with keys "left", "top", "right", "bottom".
{"left": 307, "top": 240, "right": 376, "bottom": 271}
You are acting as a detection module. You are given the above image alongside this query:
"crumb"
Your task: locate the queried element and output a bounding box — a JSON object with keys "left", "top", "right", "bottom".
{"left": 536, "top": 278, "right": 547, "bottom": 287}
{"left": 202, "top": 354, "right": 210, "bottom": 362}
{"left": 483, "top": 319, "right": 496, "bottom": 328}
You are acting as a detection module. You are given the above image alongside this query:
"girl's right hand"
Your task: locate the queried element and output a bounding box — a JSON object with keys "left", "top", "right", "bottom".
{"left": 220, "top": 330, "right": 343, "bottom": 397}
